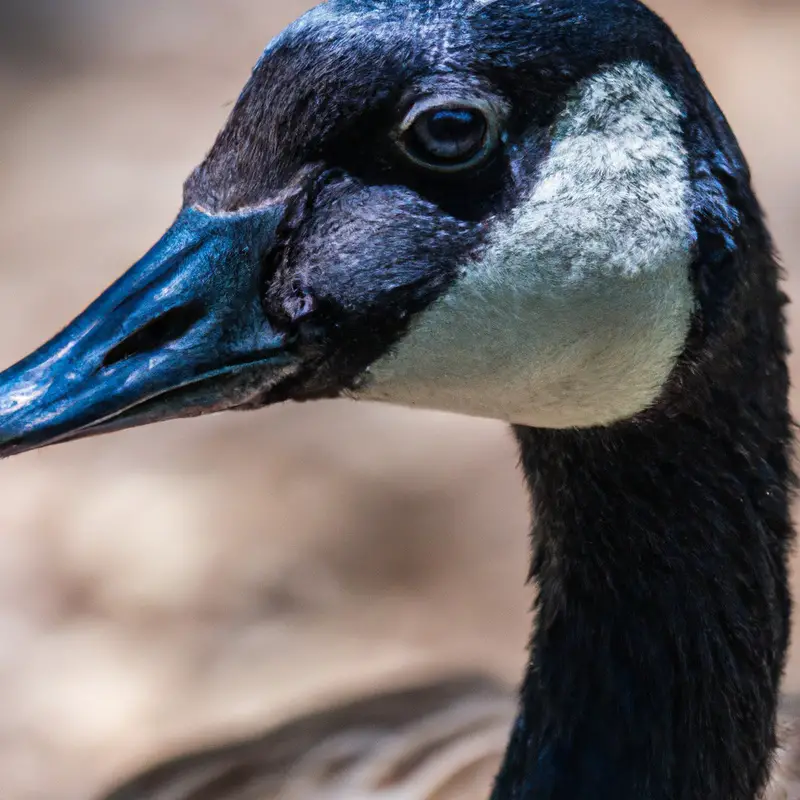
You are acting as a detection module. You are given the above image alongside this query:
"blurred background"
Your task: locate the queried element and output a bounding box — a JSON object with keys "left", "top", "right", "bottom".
{"left": 0, "top": 1, "right": 797, "bottom": 798}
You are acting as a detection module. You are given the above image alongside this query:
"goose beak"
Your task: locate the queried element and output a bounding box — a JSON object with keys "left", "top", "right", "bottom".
{"left": 0, "top": 204, "right": 296, "bottom": 457}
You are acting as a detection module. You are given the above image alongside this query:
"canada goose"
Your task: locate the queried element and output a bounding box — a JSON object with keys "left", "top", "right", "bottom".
{"left": 0, "top": 0, "right": 793, "bottom": 797}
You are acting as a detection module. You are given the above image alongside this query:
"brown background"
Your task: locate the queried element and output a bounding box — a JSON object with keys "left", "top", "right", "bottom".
{"left": 0, "top": 1, "right": 798, "bottom": 798}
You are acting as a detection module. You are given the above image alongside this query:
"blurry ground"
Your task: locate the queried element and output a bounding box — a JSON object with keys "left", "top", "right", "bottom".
{"left": 0, "top": 1, "right": 798, "bottom": 798}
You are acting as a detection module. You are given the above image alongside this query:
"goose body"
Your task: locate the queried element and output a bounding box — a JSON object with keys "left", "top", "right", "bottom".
{"left": 0, "top": 1, "right": 793, "bottom": 798}
{"left": 101, "top": 676, "right": 514, "bottom": 800}
{"left": 101, "top": 678, "right": 800, "bottom": 800}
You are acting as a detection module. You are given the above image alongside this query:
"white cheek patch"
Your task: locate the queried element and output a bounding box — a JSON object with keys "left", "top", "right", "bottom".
{"left": 357, "top": 61, "right": 695, "bottom": 429}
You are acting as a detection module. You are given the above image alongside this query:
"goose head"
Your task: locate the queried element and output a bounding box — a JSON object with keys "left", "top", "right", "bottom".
{"left": 0, "top": 0, "right": 752, "bottom": 452}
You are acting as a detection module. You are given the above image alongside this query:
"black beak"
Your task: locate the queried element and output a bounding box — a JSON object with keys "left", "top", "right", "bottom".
{"left": 0, "top": 204, "right": 295, "bottom": 457}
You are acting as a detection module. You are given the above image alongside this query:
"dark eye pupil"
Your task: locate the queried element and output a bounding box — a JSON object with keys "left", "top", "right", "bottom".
{"left": 428, "top": 109, "right": 479, "bottom": 141}
{"left": 412, "top": 108, "right": 488, "bottom": 163}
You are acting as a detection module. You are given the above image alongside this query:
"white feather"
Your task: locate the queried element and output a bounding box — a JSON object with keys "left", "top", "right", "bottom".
{"left": 358, "top": 61, "right": 695, "bottom": 429}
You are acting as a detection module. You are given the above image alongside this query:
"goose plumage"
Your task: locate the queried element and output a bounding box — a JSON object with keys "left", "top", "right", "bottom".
{"left": 100, "top": 678, "right": 800, "bottom": 800}
{"left": 100, "top": 676, "right": 513, "bottom": 800}
{"left": 0, "top": 0, "right": 794, "bottom": 798}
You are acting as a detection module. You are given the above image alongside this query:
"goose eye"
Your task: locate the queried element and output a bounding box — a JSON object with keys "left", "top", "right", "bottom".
{"left": 397, "top": 100, "right": 499, "bottom": 172}
{"left": 413, "top": 108, "right": 487, "bottom": 160}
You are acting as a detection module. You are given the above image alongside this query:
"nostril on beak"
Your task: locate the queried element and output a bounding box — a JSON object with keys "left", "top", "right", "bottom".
{"left": 102, "top": 300, "right": 206, "bottom": 369}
